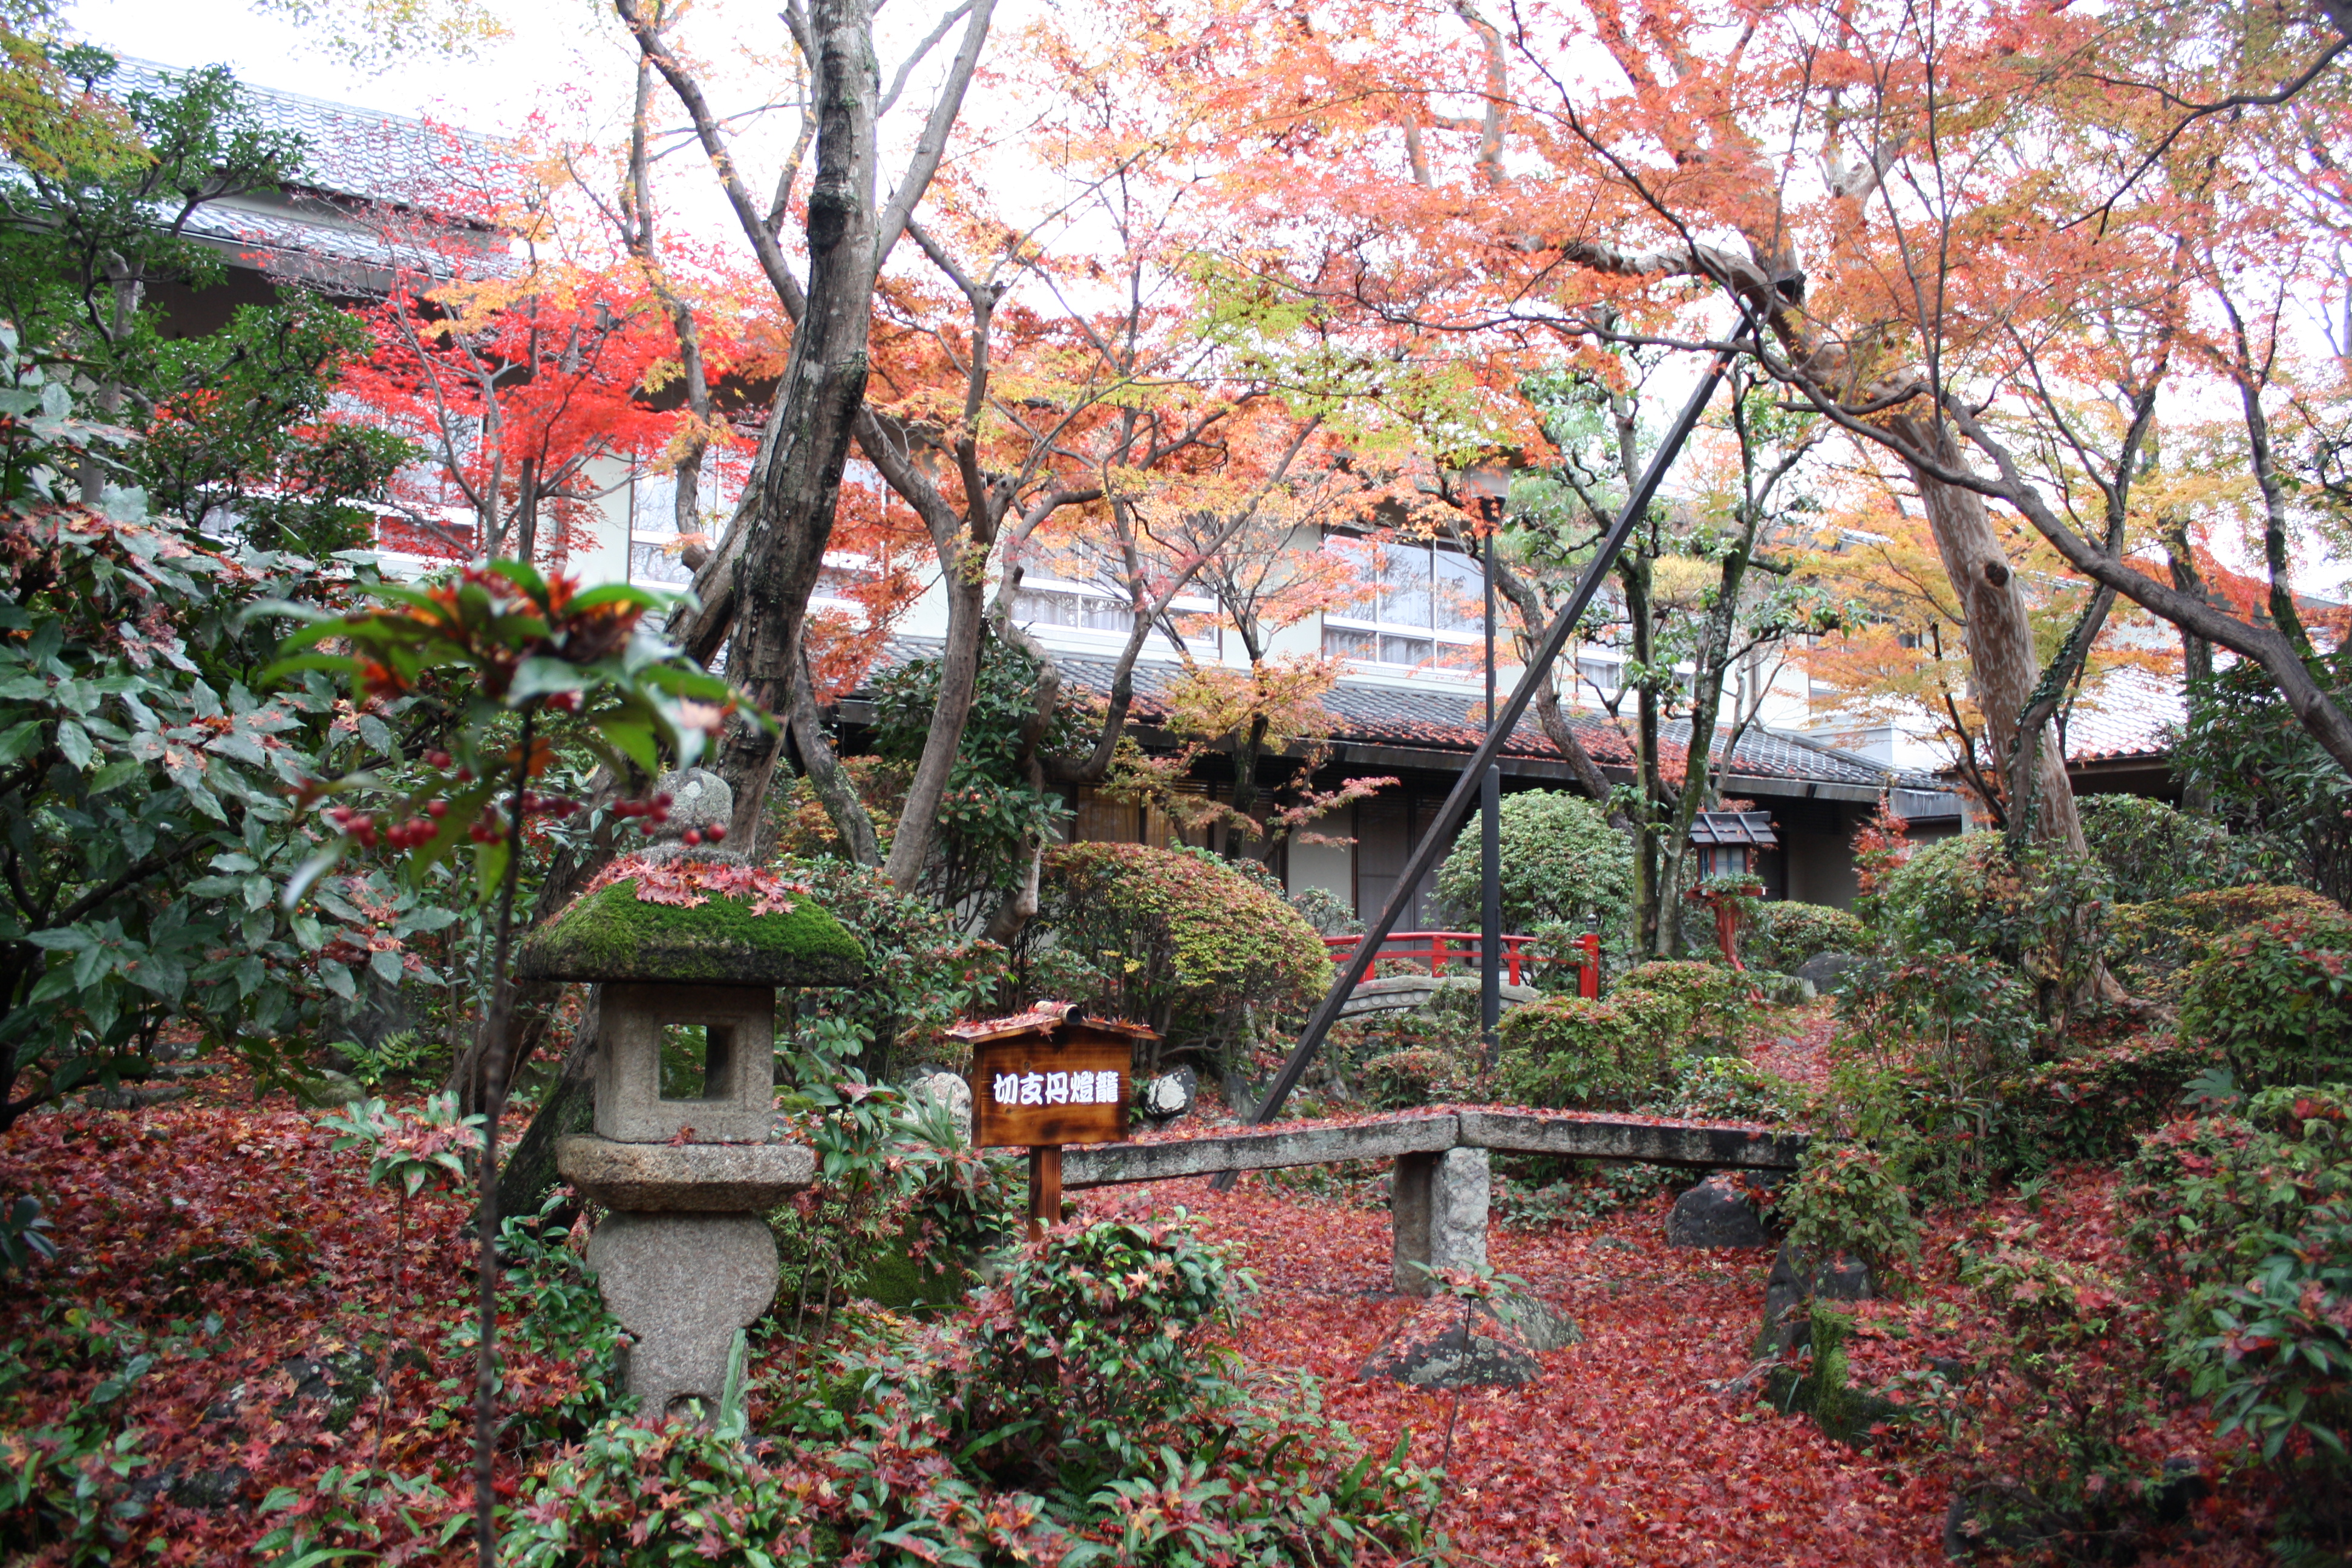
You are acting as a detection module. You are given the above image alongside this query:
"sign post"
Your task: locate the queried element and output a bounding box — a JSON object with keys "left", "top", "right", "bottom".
{"left": 952, "top": 1003, "right": 1156, "bottom": 1238}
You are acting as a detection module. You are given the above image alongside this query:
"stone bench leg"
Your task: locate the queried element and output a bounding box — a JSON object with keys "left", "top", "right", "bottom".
{"left": 1392, "top": 1146, "right": 1489, "bottom": 1296}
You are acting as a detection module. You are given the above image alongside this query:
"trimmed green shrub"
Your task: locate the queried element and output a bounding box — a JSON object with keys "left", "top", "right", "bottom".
{"left": 1774, "top": 1143, "right": 1919, "bottom": 1271}
{"left": 1359, "top": 1043, "right": 1477, "bottom": 1109}
{"left": 1986, "top": 1033, "right": 2219, "bottom": 1173}
{"left": 1873, "top": 835, "right": 2114, "bottom": 1023}
{"left": 1434, "top": 789, "right": 1633, "bottom": 952}
{"left": 1031, "top": 843, "right": 1330, "bottom": 1062}
{"left": 1746, "top": 900, "right": 1866, "bottom": 974}
{"left": 2109, "top": 884, "right": 2343, "bottom": 1005}
{"left": 2080, "top": 794, "right": 2258, "bottom": 903}
{"left": 1617, "top": 960, "right": 1751, "bottom": 1051}
{"left": 2176, "top": 910, "right": 2352, "bottom": 1091}
{"left": 1497, "top": 995, "right": 1655, "bottom": 1109}
{"left": 1668, "top": 1055, "right": 1795, "bottom": 1123}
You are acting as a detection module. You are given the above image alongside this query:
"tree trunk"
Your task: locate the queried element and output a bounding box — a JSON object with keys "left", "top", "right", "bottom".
{"left": 2163, "top": 515, "right": 2215, "bottom": 815}
{"left": 717, "top": 0, "right": 884, "bottom": 847}
{"left": 1894, "top": 414, "right": 2086, "bottom": 855}
{"left": 880, "top": 557, "right": 988, "bottom": 891}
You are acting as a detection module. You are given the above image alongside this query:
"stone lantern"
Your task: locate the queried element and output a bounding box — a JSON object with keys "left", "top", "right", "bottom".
{"left": 517, "top": 770, "right": 863, "bottom": 1416}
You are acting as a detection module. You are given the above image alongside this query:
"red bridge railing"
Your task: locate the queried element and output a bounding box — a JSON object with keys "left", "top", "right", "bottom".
{"left": 1321, "top": 931, "right": 1602, "bottom": 997}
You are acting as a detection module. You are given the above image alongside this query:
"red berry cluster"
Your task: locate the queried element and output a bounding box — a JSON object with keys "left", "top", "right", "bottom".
{"left": 681, "top": 825, "right": 726, "bottom": 846}
{"left": 325, "top": 805, "right": 380, "bottom": 848}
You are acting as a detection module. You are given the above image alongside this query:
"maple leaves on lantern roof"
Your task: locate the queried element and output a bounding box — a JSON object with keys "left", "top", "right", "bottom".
{"left": 583, "top": 854, "right": 810, "bottom": 919}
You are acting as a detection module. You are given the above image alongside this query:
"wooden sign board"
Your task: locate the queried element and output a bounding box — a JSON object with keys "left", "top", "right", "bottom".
{"left": 954, "top": 1004, "right": 1155, "bottom": 1149}
{"left": 967, "top": 1029, "right": 1131, "bottom": 1148}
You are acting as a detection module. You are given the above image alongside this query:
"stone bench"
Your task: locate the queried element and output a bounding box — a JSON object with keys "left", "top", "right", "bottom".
{"left": 1065, "top": 1109, "right": 1805, "bottom": 1296}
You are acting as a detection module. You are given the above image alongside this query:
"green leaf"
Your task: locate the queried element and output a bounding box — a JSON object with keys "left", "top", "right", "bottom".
{"left": 54, "top": 720, "right": 92, "bottom": 771}
{"left": 0, "top": 720, "right": 43, "bottom": 762}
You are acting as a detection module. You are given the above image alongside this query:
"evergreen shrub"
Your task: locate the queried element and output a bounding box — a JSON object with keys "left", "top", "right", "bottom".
{"left": 1031, "top": 844, "right": 1329, "bottom": 1060}
{"left": 1497, "top": 996, "right": 1653, "bottom": 1109}
{"left": 1434, "top": 789, "right": 1633, "bottom": 953}
{"left": 2175, "top": 910, "right": 2352, "bottom": 1090}
{"left": 1745, "top": 900, "right": 1866, "bottom": 973}
{"left": 2109, "top": 885, "right": 2344, "bottom": 1006}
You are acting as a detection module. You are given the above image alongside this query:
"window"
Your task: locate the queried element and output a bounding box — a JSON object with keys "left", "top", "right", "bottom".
{"left": 1015, "top": 584, "right": 1134, "bottom": 633}
{"left": 1575, "top": 655, "right": 1621, "bottom": 695}
{"left": 1323, "top": 536, "right": 1484, "bottom": 669}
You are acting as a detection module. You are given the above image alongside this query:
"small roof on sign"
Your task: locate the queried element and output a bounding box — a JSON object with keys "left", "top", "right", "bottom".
{"left": 947, "top": 1001, "right": 1159, "bottom": 1044}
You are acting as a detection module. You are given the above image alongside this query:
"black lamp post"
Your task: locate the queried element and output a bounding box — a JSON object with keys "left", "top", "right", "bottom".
{"left": 1460, "top": 463, "right": 1511, "bottom": 1063}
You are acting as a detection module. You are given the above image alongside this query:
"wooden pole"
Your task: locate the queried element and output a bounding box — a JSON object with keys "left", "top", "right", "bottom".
{"left": 1028, "top": 1144, "right": 1062, "bottom": 1240}
{"left": 1210, "top": 349, "right": 1738, "bottom": 1191}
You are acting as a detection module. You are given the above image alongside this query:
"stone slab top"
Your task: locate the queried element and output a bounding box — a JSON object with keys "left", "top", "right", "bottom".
{"left": 1062, "top": 1105, "right": 1807, "bottom": 1188}
{"left": 557, "top": 1134, "right": 816, "bottom": 1212}
{"left": 518, "top": 860, "right": 864, "bottom": 987}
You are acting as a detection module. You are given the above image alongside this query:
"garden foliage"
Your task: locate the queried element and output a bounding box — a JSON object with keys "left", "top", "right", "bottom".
{"left": 1742, "top": 900, "right": 1864, "bottom": 975}
{"left": 2124, "top": 1085, "right": 2351, "bottom": 1512}
{"left": 2106, "top": 884, "right": 2342, "bottom": 1004}
{"left": 1433, "top": 789, "right": 1633, "bottom": 955}
{"left": 507, "top": 1218, "right": 1443, "bottom": 1567}
{"left": 2175, "top": 910, "right": 2352, "bottom": 1091}
{"left": 1029, "top": 843, "right": 1328, "bottom": 1066}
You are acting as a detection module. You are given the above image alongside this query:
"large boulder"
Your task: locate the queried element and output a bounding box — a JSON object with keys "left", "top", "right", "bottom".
{"left": 904, "top": 1070, "right": 973, "bottom": 1143}
{"left": 1359, "top": 1297, "right": 1543, "bottom": 1388}
{"left": 1793, "top": 951, "right": 1859, "bottom": 995}
{"left": 1140, "top": 1065, "right": 1196, "bottom": 1125}
{"left": 1757, "top": 1239, "right": 1874, "bottom": 1357}
{"left": 1666, "top": 1173, "right": 1771, "bottom": 1247}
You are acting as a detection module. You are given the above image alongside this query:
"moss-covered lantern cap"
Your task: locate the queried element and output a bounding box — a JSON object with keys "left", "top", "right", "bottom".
{"left": 517, "top": 856, "right": 864, "bottom": 987}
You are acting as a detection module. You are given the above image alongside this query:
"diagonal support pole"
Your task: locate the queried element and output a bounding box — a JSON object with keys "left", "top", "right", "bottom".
{"left": 1213, "top": 350, "right": 1736, "bottom": 1191}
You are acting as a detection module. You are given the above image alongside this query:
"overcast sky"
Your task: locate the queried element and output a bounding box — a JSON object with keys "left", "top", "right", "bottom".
{"left": 66, "top": 0, "right": 627, "bottom": 128}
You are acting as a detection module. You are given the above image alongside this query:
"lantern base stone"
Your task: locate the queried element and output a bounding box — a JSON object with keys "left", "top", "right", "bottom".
{"left": 586, "top": 1210, "right": 779, "bottom": 1417}
{"left": 558, "top": 1134, "right": 814, "bottom": 1211}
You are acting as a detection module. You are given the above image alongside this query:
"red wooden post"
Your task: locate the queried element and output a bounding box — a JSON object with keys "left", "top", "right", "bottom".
{"left": 1578, "top": 932, "right": 1601, "bottom": 999}
{"left": 1429, "top": 933, "right": 1447, "bottom": 977}
{"left": 1505, "top": 938, "right": 1522, "bottom": 987}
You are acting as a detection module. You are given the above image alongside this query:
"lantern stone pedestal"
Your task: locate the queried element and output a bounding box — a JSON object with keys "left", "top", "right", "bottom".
{"left": 518, "top": 769, "right": 864, "bottom": 1417}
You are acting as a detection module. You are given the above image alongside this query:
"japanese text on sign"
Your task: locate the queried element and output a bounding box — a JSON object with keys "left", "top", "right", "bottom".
{"left": 990, "top": 1069, "right": 1119, "bottom": 1108}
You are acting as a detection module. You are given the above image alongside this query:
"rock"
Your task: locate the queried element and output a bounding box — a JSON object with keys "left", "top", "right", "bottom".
{"left": 1943, "top": 1486, "right": 2059, "bottom": 1558}
{"left": 557, "top": 1134, "right": 815, "bottom": 1211}
{"left": 1339, "top": 973, "right": 1543, "bottom": 1020}
{"left": 80, "top": 1083, "right": 192, "bottom": 1111}
{"left": 1666, "top": 1173, "right": 1771, "bottom": 1248}
{"left": 587, "top": 1209, "right": 778, "bottom": 1418}
{"left": 1758, "top": 1239, "right": 1875, "bottom": 1356}
{"left": 128, "top": 1463, "right": 250, "bottom": 1513}
{"left": 1793, "top": 951, "right": 1858, "bottom": 994}
{"left": 290, "top": 1073, "right": 364, "bottom": 1109}
{"left": 904, "top": 1070, "right": 973, "bottom": 1143}
{"left": 1359, "top": 1297, "right": 1541, "bottom": 1388}
{"left": 1392, "top": 1146, "right": 1489, "bottom": 1295}
{"left": 1492, "top": 1292, "right": 1581, "bottom": 1352}
{"left": 1140, "top": 1066, "right": 1195, "bottom": 1124}
{"left": 653, "top": 766, "right": 732, "bottom": 840}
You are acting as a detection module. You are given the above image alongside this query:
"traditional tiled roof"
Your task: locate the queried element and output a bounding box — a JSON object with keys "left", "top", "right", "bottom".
{"left": 866, "top": 639, "right": 1951, "bottom": 799}
{"left": 107, "top": 56, "right": 497, "bottom": 211}
{"left": 2062, "top": 667, "right": 2183, "bottom": 763}
{"left": 102, "top": 56, "right": 508, "bottom": 287}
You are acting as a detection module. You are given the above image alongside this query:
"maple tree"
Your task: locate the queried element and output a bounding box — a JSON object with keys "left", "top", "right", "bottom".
{"left": 1063, "top": 0, "right": 2352, "bottom": 854}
